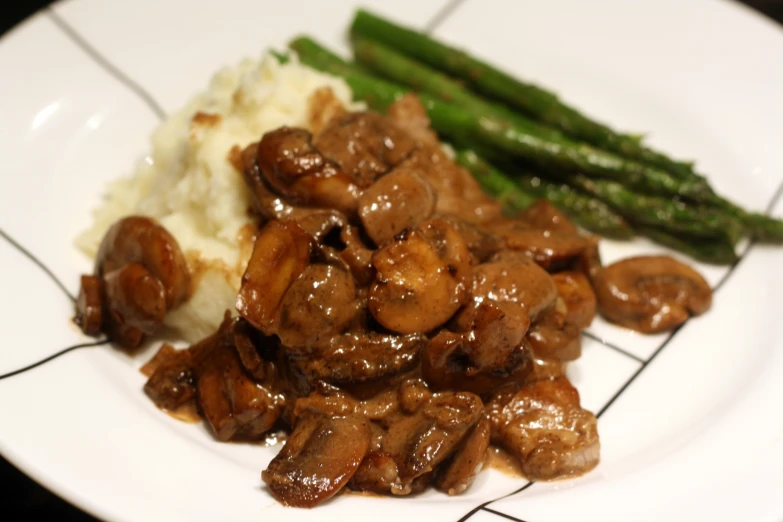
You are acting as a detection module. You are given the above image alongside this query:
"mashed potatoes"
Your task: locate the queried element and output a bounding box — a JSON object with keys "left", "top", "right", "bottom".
{"left": 77, "top": 53, "right": 362, "bottom": 341}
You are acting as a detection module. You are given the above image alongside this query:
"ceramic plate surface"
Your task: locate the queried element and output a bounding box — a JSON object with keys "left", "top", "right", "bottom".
{"left": 1, "top": 0, "right": 782, "bottom": 521}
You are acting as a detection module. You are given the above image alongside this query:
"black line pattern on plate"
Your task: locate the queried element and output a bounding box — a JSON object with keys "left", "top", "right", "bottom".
{"left": 582, "top": 331, "right": 645, "bottom": 363}
{"left": 46, "top": 9, "right": 166, "bottom": 120}
{"left": 424, "top": 0, "right": 467, "bottom": 33}
{"left": 482, "top": 507, "right": 528, "bottom": 522}
{"left": 0, "top": 228, "right": 75, "bottom": 302}
{"left": 469, "top": 176, "right": 783, "bottom": 521}
{"left": 0, "top": 338, "right": 109, "bottom": 381}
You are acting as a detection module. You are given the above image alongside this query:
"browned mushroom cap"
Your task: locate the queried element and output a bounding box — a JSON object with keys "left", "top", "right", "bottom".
{"left": 262, "top": 413, "right": 372, "bottom": 508}
{"left": 592, "top": 255, "right": 713, "bottom": 333}
{"left": 519, "top": 199, "right": 579, "bottom": 235}
{"left": 313, "top": 111, "right": 416, "bottom": 188}
{"left": 471, "top": 250, "right": 558, "bottom": 323}
{"left": 369, "top": 219, "right": 471, "bottom": 334}
{"left": 95, "top": 216, "right": 190, "bottom": 310}
{"left": 255, "top": 127, "right": 361, "bottom": 215}
{"left": 526, "top": 300, "right": 582, "bottom": 362}
{"left": 358, "top": 167, "right": 436, "bottom": 247}
{"left": 74, "top": 274, "right": 103, "bottom": 336}
{"left": 236, "top": 219, "right": 313, "bottom": 334}
{"left": 103, "top": 262, "right": 166, "bottom": 335}
{"left": 434, "top": 415, "right": 490, "bottom": 495}
{"left": 275, "top": 264, "right": 358, "bottom": 348}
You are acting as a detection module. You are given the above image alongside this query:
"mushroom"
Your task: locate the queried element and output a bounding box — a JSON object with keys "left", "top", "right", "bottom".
{"left": 592, "top": 255, "right": 712, "bottom": 333}
{"left": 369, "top": 219, "right": 471, "bottom": 334}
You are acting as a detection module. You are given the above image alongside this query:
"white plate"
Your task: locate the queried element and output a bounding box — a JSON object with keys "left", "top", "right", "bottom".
{"left": 1, "top": 0, "right": 782, "bottom": 521}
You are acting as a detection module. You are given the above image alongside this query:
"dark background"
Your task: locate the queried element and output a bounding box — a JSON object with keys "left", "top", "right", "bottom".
{"left": 1, "top": 1, "right": 782, "bottom": 521}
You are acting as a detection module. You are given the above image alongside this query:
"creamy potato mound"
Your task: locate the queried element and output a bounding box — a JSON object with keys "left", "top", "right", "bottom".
{"left": 77, "top": 53, "right": 362, "bottom": 341}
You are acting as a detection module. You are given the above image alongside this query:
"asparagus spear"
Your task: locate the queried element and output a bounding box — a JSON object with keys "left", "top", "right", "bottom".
{"left": 563, "top": 173, "right": 743, "bottom": 244}
{"left": 289, "top": 37, "right": 712, "bottom": 202}
{"left": 455, "top": 150, "right": 633, "bottom": 239}
{"left": 636, "top": 227, "right": 738, "bottom": 265}
{"left": 349, "top": 9, "right": 702, "bottom": 181}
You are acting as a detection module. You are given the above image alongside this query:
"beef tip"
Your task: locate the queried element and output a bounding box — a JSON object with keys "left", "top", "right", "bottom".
{"left": 381, "top": 391, "right": 483, "bottom": 495}
{"left": 441, "top": 217, "right": 505, "bottom": 263}
{"left": 276, "top": 264, "right": 357, "bottom": 348}
{"left": 236, "top": 219, "right": 313, "bottom": 334}
{"left": 358, "top": 167, "right": 436, "bottom": 247}
{"left": 489, "top": 377, "right": 599, "bottom": 480}
{"left": 349, "top": 451, "right": 400, "bottom": 494}
{"left": 74, "top": 274, "right": 103, "bottom": 336}
{"left": 143, "top": 343, "right": 197, "bottom": 412}
{"left": 286, "top": 331, "right": 425, "bottom": 389}
{"left": 262, "top": 412, "right": 371, "bottom": 508}
{"left": 369, "top": 219, "right": 471, "bottom": 334}
{"left": 435, "top": 415, "right": 490, "bottom": 495}
{"left": 254, "top": 127, "right": 360, "bottom": 215}
{"left": 194, "top": 321, "right": 284, "bottom": 442}
{"left": 314, "top": 111, "right": 416, "bottom": 188}
{"left": 387, "top": 93, "right": 440, "bottom": 148}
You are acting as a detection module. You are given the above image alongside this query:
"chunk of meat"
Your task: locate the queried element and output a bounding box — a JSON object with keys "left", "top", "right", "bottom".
{"left": 194, "top": 333, "right": 284, "bottom": 441}
{"left": 276, "top": 264, "right": 357, "bottom": 348}
{"left": 338, "top": 226, "right": 375, "bottom": 286}
{"left": 308, "top": 86, "right": 347, "bottom": 135}
{"left": 381, "top": 391, "right": 483, "bottom": 495}
{"left": 592, "top": 255, "right": 712, "bottom": 333}
{"left": 103, "top": 263, "right": 166, "bottom": 335}
{"left": 262, "top": 413, "right": 372, "bottom": 508}
{"left": 143, "top": 343, "right": 197, "bottom": 412}
{"left": 472, "top": 250, "right": 558, "bottom": 323}
{"left": 287, "top": 332, "right": 424, "bottom": 388}
{"left": 73, "top": 275, "right": 103, "bottom": 336}
{"left": 422, "top": 327, "right": 532, "bottom": 395}
{"left": 95, "top": 216, "right": 190, "bottom": 310}
{"left": 358, "top": 167, "right": 435, "bottom": 247}
{"left": 387, "top": 93, "right": 439, "bottom": 148}
{"left": 254, "top": 127, "right": 360, "bottom": 215}
{"left": 349, "top": 451, "right": 400, "bottom": 494}
{"left": 442, "top": 217, "right": 504, "bottom": 263}
{"left": 489, "top": 377, "right": 599, "bottom": 480}
{"left": 369, "top": 219, "right": 471, "bottom": 334}
{"left": 435, "top": 416, "right": 490, "bottom": 495}
{"left": 485, "top": 219, "right": 590, "bottom": 270}
{"left": 236, "top": 219, "right": 313, "bottom": 334}
{"left": 400, "top": 149, "right": 502, "bottom": 225}
{"left": 519, "top": 199, "right": 579, "bottom": 235}
{"left": 552, "top": 271, "right": 597, "bottom": 329}
{"left": 314, "top": 111, "right": 416, "bottom": 188}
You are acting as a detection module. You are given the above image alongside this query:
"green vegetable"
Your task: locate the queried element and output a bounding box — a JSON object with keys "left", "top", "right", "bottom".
{"left": 350, "top": 8, "right": 703, "bottom": 181}
{"left": 290, "top": 37, "right": 712, "bottom": 202}
{"left": 636, "top": 227, "right": 738, "bottom": 265}
{"left": 455, "top": 150, "right": 633, "bottom": 239}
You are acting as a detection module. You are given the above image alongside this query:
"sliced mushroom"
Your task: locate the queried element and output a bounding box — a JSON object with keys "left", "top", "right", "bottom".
{"left": 95, "top": 216, "right": 190, "bottom": 310}
{"left": 255, "top": 127, "right": 360, "bottom": 215}
{"left": 489, "top": 376, "right": 599, "bottom": 480}
{"left": 262, "top": 413, "right": 372, "bottom": 508}
{"left": 526, "top": 300, "right": 582, "bottom": 362}
{"left": 276, "top": 264, "right": 357, "bottom": 348}
{"left": 592, "top": 255, "right": 712, "bottom": 333}
{"left": 236, "top": 219, "right": 313, "bottom": 334}
{"left": 369, "top": 219, "right": 470, "bottom": 334}
{"left": 358, "top": 167, "right": 435, "bottom": 247}
{"left": 519, "top": 199, "right": 579, "bottom": 235}
{"left": 485, "top": 219, "right": 590, "bottom": 270}
{"left": 103, "top": 263, "right": 166, "bottom": 335}
{"left": 339, "top": 226, "right": 375, "bottom": 286}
